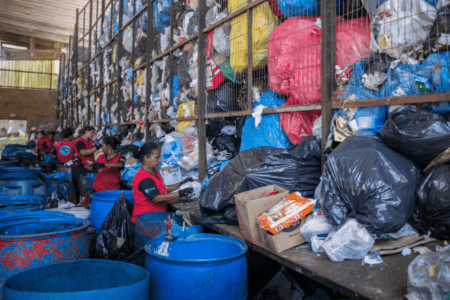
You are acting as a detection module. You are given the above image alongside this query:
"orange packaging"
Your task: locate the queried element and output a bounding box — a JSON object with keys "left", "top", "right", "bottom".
{"left": 256, "top": 192, "right": 315, "bottom": 235}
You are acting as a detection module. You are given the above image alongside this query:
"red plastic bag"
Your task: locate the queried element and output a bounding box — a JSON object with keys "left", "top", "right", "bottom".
{"left": 280, "top": 98, "right": 321, "bottom": 144}
{"left": 268, "top": 16, "right": 371, "bottom": 106}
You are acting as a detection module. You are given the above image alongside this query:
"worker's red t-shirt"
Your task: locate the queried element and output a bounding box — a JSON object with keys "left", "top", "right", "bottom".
{"left": 55, "top": 141, "right": 76, "bottom": 163}
{"left": 45, "top": 138, "right": 56, "bottom": 154}
{"left": 74, "top": 138, "right": 95, "bottom": 166}
{"left": 37, "top": 137, "right": 49, "bottom": 153}
{"left": 92, "top": 154, "right": 126, "bottom": 192}
{"left": 132, "top": 168, "right": 168, "bottom": 223}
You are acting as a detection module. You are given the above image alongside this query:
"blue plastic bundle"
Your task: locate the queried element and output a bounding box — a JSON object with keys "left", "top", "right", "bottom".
{"left": 154, "top": 1, "right": 170, "bottom": 34}
{"left": 240, "top": 89, "right": 292, "bottom": 152}
{"left": 422, "top": 52, "right": 450, "bottom": 114}
{"left": 161, "top": 134, "right": 183, "bottom": 166}
{"left": 277, "top": 0, "right": 342, "bottom": 17}
{"left": 121, "top": 162, "right": 142, "bottom": 183}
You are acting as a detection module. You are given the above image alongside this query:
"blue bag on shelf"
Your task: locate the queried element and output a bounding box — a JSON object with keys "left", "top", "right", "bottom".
{"left": 240, "top": 89, "right": 292, "bottom": 152}
{"left": 277, "top": 0, "right": 342, "bottom": 17}
{"left": 161, "top": 133, "right": 183, "bottom": 166}
{"left": 354, "top": 106, "right": 387, "bottom": 136}
{"left": 422, "top": 52, "right": 450, "bottom": 113}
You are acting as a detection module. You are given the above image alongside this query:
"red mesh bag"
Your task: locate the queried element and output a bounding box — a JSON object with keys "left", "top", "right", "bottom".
{"left": 268, "top": 16, "right": 371, "bottom": 106}
{"left": 280, "top": 98, "right": 321, "bottom": 144}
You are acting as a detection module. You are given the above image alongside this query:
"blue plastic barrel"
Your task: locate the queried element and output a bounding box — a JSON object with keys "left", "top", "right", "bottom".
{"left": 0, "top": 162, "right": 16, "bottom": 168}
{"left": 90, "top": 190, "right": 134, "bottom": 232}
{"left": 41, "top": 172, "right": 76, "bottom": 203}
{"left": 0, "top": 167, "right": 36, "bottom": 178}
{"left": 156, "top": 224, "right": 203, "bottom": 239}
{"left": 0, "top": 212, "right": 89, "bottom": 299}
{"left": 135, "top": 212, "right": 183, "bottom": 249}
{"left": 0, "top": 196, "right": 44, "bottom": 213}
{"left": 79, "top": 173, "right": 97, "bottom": 205}
{"left": 145, "top": 234, "right": 248, "bottom": 300}
{"left": 0, "top": 176, "right": 46, "bottom": 205}
{"left": 3, "top": 260, "right": 150, "bottom": 300}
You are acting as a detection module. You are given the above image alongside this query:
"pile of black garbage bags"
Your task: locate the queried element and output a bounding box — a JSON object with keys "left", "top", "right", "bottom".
{"left": 200, "top": 104, "right": 450, "bottom": 241}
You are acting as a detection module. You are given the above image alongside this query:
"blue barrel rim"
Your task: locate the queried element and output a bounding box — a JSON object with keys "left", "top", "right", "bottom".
{"left": 3, "top": 259, "right": 150, "bottom": 294}
{"left": 0, "top": 217, "right": 90, "bottom": 239}
{"left": 145, "top": 233, "right": 248, "bottom": 263}
{"left": 0, "top": 196, "right": 43, "bottom": 204}
{"left": 0, "top": 175, "right": 39, "bottom": 181}
{"left": 91, "top": 190, "right": 134, "bottom": 203}
{"left": 136, "top": 212, "right": 181, "bottom": 222}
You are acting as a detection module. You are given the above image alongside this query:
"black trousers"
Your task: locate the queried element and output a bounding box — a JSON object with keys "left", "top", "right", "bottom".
{"left": 71, "top": 165, "right": 94, "bottom": 204}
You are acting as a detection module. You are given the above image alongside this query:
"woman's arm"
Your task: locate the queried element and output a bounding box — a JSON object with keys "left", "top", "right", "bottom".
{"left": 166, "top": 182, "right": 181, "bottom": 193}
{"left": 80, "top": 147, "right": 97, "bottom": 156}
{"left": 104, "top": 162, "right": 124, "bottom": 168}
{"left": 152, "top": 192, "right": 180, "bottom": 203}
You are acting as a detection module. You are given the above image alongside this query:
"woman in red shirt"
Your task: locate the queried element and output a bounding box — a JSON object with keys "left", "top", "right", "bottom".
{"left": 37, "top": 130, "right": 49, "bottom": 155}
{"left": 92, "top": 136, "right": 126, "bottom": 192}
{"left": 52, "top": 127, "right": 75, "bottom": 164}
{"left": 131, "top": 142, "right": 194, "bottom": 223}
{"left": 72, "top": 126, "right": 99, "bottom": 203}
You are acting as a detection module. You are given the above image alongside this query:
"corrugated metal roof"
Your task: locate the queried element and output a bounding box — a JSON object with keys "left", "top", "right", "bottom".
{"left": 0, "top": 0, "right": 91, "bottom": 43}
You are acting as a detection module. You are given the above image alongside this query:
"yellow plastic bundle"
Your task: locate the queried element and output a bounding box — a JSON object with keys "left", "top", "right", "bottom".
{"left": 229, "top": 0, "right": 279, "bottom": 73}
{"left": 176, "top": 101, "right": 196, "bottom": 132}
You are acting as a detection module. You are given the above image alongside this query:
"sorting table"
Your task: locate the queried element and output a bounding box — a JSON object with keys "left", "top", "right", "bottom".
{"left": 168, "top": 199, "right": 440, "bottom": 300}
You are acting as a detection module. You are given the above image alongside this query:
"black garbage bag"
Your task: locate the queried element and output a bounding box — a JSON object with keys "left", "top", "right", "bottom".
{"left": 93, "top": 196, "right": 135, "bottom": 260}
{"left": 206, "top": 80, "right": 240, "bottom": 114}
{"left": 45, "top": 190, "right": 67, "bottom": 209}
{"left": 381, "top": 105, "right": 450, "bottom": 169}
{"left": 322, "top": 136, "right": 421, "bottom": 234}
{"left": 206, "top": 118, "right": 224, "bottom": 140}
{"left": 423, "top": 4, "right": 450, "bottom": 58}
{"left": 212, "top": 134, "right": 238, "bottom": 156}
{"left": 250, "top": 266, "right": 305, "bottom": 300}
{"left": 117, "top": 145, "right": 140, "bottom": 158}
{"left": 411, "top": 164, "right": 450, "bottom": 239}
{"left": 200, "top": 137, "right": 322, "bottom": 225}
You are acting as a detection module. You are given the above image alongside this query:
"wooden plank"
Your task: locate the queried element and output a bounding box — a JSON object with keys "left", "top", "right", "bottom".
{"left": 167, "top": 199, "right": 439, "bottom": 300}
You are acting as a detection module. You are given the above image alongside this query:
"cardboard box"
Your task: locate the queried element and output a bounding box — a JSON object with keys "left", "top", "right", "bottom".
{"left": 234, "top": 185, "right": 289, "bottom": 244}
{"left": 259, "top": 218, "right": 307, "bottom": 253}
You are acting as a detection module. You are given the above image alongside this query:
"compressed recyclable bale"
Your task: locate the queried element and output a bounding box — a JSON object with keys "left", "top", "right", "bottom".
{"left": 268, "top": 16, "right": 371, "bottom": 106}
{"left": 411, "top": 164, "right": 450, "bottom": 239}
{"left": 321, "top": 136, "right": 421, "bottom": 234}
{"left": 276, "top": 0, "right": 343, "bottom": 17}
{"left": 381, "top": 105, "right": 450, "bottom": 168}
{"left": 200, "top": 137, "right": 321, "bottom": 225}
{"left": 229, "top": 0, "right": 279, "bottom": 72}
{"left": 423, "top": 4, "right": 450, "bottom": 58}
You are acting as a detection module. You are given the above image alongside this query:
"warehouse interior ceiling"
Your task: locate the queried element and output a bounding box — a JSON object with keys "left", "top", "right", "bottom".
{"left": 0, "top": 0, "right": 90, "bottom": 60}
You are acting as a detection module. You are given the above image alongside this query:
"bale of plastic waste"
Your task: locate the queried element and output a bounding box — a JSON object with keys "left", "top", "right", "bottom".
{"left": 321, "top": 136, "right": 421, "bottom": 234}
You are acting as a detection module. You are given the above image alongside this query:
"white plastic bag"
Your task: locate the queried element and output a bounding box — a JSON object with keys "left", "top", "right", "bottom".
{"left": 370, "top": 0, "right": 437, "bottom": 59}
{"left": 212, "top": 12, "right": 231, "bottom": 57}
{"left": 300, "top": 213, "right": 334, "bottom": 243}
{"left": 321, "top": 219, "right": 375, "bottom": 262}
{"left": 179, "top": 181, "right": 202, "bottom": 199}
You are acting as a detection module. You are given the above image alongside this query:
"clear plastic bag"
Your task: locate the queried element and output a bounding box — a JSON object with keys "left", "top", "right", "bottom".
{"left": 321, "top": 219, "right": 375, "bottom": 262}
{"left": 179, "top": 181, "right": 202, "bottom": 199}
{"left": 406, "top": 252, "right": 450, "bottom": 300}
{"left": 300, "top": 213, "right": 335, "bottom": 243}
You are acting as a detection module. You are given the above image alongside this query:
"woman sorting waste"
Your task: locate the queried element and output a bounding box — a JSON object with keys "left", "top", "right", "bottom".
{"left": 72, "top": 126, "right": 100, "bottom": 203}
{"left": 131, "top": 142, "right": 194, "bottom": 223}
{"left": 52, "top": 127, "right": 75, "bottom": 164}
{"left": 91, "top": 136, "right": 126, "bottom": 192}
{"left": 37, "top": 130, "right": 49, "bottom": 156}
